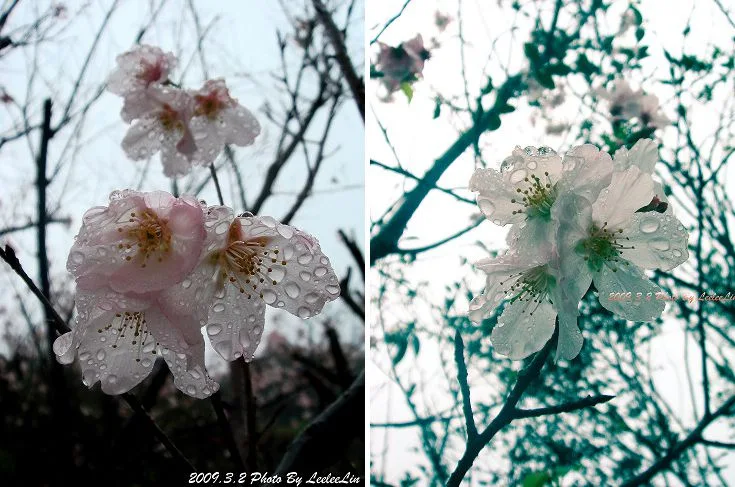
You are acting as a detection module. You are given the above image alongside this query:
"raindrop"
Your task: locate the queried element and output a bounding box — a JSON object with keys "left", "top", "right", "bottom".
{"left": 208, "top": 323, "right": 223, "bottom": 336}
{"left": 186, "top": 385, "right": 197, "bottom": 396}
{"left": 650, "top": 239, "right": 670, "bottom": 251}
{"left": 299, "top": 271, "right": 311, "bottom": 281}
{"left": 215, "top": 221, "right": 229, "bottom": 235}
{"left": 479, "top": 199, "right": 495, "bottom": 216}
{"left": 326, "top": 284, "right": 340, "bottom": 295}
{"left": 510, "top": 169, "right": 527, "bottom": 183}
{"left": 640, "top": 218, "right": 660, "bottom": 233}
{"left": 79, "top": 351, "right": 91, "bottom": 361}
{"left": 70, "top": 251, "right": 84, "bottom": 264}
{"left": 297, "top": 253, "right": 313, "bottom": 265}
{"left": 304, "top": 293, "right": 319, "bottom": 304}
{"left": 213, "top": 303, "right": 226, "bottom": 313}
{"left": 182, "top": 279, "right": 192, "bottom": 289}
{"left": 314, "top": 267, "right": 327, "bottom": 277}
{"left": 526, "top": 160, "right": 538, "bottom": 170}
{"left": 261, "top": 290, "right": 277, "bottom": 304}
{"left": 285, "top": 282, "right": 301, "bottom": 298}
{"left": 214, "top": 341, "right": 233, "bottom": 359}
{"left": 96, "top": 350, "right": 106, "bottom": 361}
{"left": 270, "top": 267, "right": 286, "bottom": 282}
{"left": 141, "top": 358, "right": 152, "bottom": 367}
{"left": 297, "top": 307, "right": 311, "bottom": 319}
{"left": 277, "top": 225, "right": 294, "bottom": 239}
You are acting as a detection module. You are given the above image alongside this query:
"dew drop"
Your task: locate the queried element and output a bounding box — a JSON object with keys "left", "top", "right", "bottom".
{"left": 214, "top": 341, "right": 233, "bottom": 359}
{"left": 141, "top": 358, "right": 153, "bottom": 367}
{"left": 70, "top": 251, "right": 84, "bottom": 264}
{"left": 213, "top": 303, "right": 226, "bottom": 313}
{"left": 182, "top": 279, "right": 192, "bottom": 289}
{"left": 304, "top": 293, "right": 319, "bottom": 304}
{"left": 297, "top": 307, "right": 311, "bottom": 319}
{"left": 510, "top": 169, "right": 527, "bottom": 183}
{"left": 297, "top": 253, "right": 313, "bottom": 265}
{"left": 640, "top": 218, "right": 660, "bottom": 233}
{"left": 650, "top": 239, "right": 670, "bottom": 251}
{"left": 326, "top": 284, "right": 340, "bottom": 295}
{"left": 299, "top": 271, "right": 311, "bottom": 281}
{"left": 96, "top": 350, "right": 106, "bottom": 361}
{"left": 526, "top": 160, "right": 537, "bottom": 170}
{"left": 79, "top": 351, "right": 91, "bottom": 361}
{"left": 478, "top": 199, "right": 495, "bottom": 216}
{"left": 215, "top": 221, "right": 229, "bottom": 235}
{"left": 186, "top": 385, "right": 197, "bottom": 395}
{"left": 314, "top": 267, "right": 327, "bottom": 277}
{"left": 261, "top": 290, "right": 277, "bottom": 304}
{"left": 277, "top": 225, "right": 294, "bottom": 239}
{"left": 285, "top": 282, "right": 301, "bottom": 298}
{"left": 270, "top": 267, "right": 286, "bottom": 282}
{"left": 207, "top": 323, "right": 223, "bottom": 336}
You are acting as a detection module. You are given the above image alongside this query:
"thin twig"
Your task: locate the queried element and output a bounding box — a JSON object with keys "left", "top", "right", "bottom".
{"left": 211, "top": 391, "right": 246, "bottom": 471}
{"left": 454, "top": 331, "right": 477, "bottom": 440}
{"left": 513, "top": 395, "right": 615, "bottom": 419}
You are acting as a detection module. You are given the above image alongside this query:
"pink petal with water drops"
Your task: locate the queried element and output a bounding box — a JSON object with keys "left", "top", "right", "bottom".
{"left": 107, "top": 44, "right": 177, "bottom": 97}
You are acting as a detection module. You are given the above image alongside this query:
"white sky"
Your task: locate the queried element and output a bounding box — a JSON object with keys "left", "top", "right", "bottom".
{"left": 368, "top": 0, "right": 734, "bottom": 484}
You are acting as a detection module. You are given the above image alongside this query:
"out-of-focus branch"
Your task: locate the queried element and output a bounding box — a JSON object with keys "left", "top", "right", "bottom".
{"left": 0, "top": 216, "right": 70, "bottom": 237}
{"left": 513, "top": 395, "right": 616, "bottom": 419}
{"left": 454, "top": 331, "right": 477, "bottom": 439}
{"left": 273, "top": 370, "right": 364, "bottom": 476}
{"left": 311, "top": 0, "right": 364, "bottom": 121}
{"left": 621, "top": 394, "right": 735, "bottom": 487}
{"left": 447, "top": 326, "right": 558, "bottom": 487}
{"left": 338, "top": 229, "right": 364, "bottom": 280}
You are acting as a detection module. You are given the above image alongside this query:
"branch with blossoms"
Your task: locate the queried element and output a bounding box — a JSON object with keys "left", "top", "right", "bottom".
{"left": 370, "top": 1, "right": 735, "bottom": 485}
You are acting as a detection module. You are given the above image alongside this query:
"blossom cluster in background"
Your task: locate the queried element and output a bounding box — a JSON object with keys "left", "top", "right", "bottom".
{"left": 54, "top": 190, "right": 341, "bottom": 398}
{"left": 107, "top": 44, "right": 261, "bottom": 177}
{"left": 372, "top": 34, "right": 430, "bottom": 100}
{"left": 468, "top": 139, "right": 688, "bottom": 361}
{"left": 598, "top": 78, "right": 669, "bottom": 129}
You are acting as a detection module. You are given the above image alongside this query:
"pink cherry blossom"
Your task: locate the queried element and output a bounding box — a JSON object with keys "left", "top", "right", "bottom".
{"left": 107, "top": 44, "right": 176, "bottom": 97}
{"left": 374, "top": 34, "right": 430, "bottom": 96}
{"left": 67, "top": 189, "right": 205, "bottom": 295}
{"left": 121, "top": 86, "right": 200, "bottom": 177}
{"left": 53, "top": 287, "right": 218, "bottom": 398}
{"left": 164, "top": 206, "right": 341, "bottom": 363}
{"left": 188, "top": 79, "right": 261, "bottom": 166}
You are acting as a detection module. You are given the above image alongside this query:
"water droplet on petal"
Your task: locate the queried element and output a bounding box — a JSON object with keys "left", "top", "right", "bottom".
{"left": 214, "top": 341, "right": 233, "bottom": 359}
{"left": 213, "top": 303, "right": 226, "bottom": 313}
{"left": 510, "top": 169, "right": 527, "bottom": 183}
{"left": 285, "top": 282, "right": 301, "bottom": 298}
{"left": 96, "top": 349, "right": 106, "bottom": 361}
{"left": 261, "top": 290, "right": 277, "bottom": 305}
{"left": 297, "top": 307, "right": 311, "bottom": 319}
{"left": 314, "top": 267, "right": 327, "bottom": 277}
{"left": 326, "top": 284, "right": 340, "bottom": 295}
{"left": 208, "top": 323, "right": 223, "bottom": 336}
{"left": 186, "top": 385, "right": 197, "bottom": 396}
{"left": 640, "top": 218, "right": 660, "bottom": 233}
{"left": 650, "top": 239, "right": 670, "bottom": 251}
{"left": 299, "top": 271, "right": 311, "bottom": 281}
{"left": 297, "top": 253, "right": 313, "bottom": 265}
{"left": 70, "top": 251, "right": 84, "bottom": 264}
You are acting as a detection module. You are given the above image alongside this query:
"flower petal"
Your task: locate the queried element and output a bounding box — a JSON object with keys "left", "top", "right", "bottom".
{"left": 205, "top": 284, "right": 266, "bottom": 362}
{"left": 620, "top": 213, "right": 689, "bottom": 271}
{"left": 592, "top": 166, "right": 654, "bottom": 231}
{"left": 559, "top": 144, "right": 613, "bottom": 204}
{"left": 595, "top": 262, "right": 665, "bottom": 321}
{"left": 76, "top": 310, "right": 157, "bottom": 395}
{"left": 122, "top": 115, "right": 166, "bottom": 160}
{"left": 613, "top": 139, "right": 658, "bottom": 174}
{"left": 469, "top": 168, "right": 524, "bottom": 224}
{"left": 491, "top": 298, "right": 556, "bottom": 360}
{"left": 235, "top": 216, "right": 340, "bottom": 318}
{"left": 222, "top": 106, "right": 260, "bottom": 146}
{"left": 160, "top": 345, "right": 219, "bottom": 399}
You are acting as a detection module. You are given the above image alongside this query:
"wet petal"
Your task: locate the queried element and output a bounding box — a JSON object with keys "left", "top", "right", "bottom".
{"left": 160, "top": 345, "right": 219, "bottom": 399}
{"left": 613, "top": 138, "right": 658, "bottom": 174}
{"left": 469, "top": 168, "right": 524, "bottom": 224}
{"left": 205, "top": 284, "right": 267, "bottom": 362}
{"left": 595, "top": 262, "right": 665, "bottom": 321}
{"left": 231, "top": 216, "right": 340, "bottom": 318}
{"left": 592, "top": 166, "right": 654, "bottom": 231}
{"left": 491, "top": 298, "right": 556, "bottom": 360}
{"left": 621, "top": 213, "right": 689, "bottom": 271}
{"left": 559, "top": 144, "right": 613, "bottom": 204}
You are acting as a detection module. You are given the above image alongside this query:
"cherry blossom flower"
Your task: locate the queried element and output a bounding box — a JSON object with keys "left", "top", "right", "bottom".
{"left": 67, "top": 189, "right": 205, "bottom": 295}
{"left": 107, "top": 44, "right": 176, "bottom": 98}
{"left": 468, "top": 248, "right": 583, "bottom": 361}
{"left": 470, "top": 144, "right": 612, "bottom": 256}
{"left": 374, "top": 34, "right": 430, "bottom": 96}
{"left": 53, "top": 287, "right": 218, "bottom": 398}
{"left": 188, "top": 79, "right": 261, "bottom": 166}
{"left": 166, "top": 206, "right": 341, "bottom": 363}
{"left": 121, "top": 86, "right": 199, "bottom": 177}
{"left": 553, "top": 166, "right": 688, "bottom": 323}
{"left": 599, "top": 79, "right": 669, "bottom": 129}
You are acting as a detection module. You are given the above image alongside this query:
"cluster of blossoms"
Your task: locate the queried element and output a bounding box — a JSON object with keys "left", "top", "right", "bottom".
{"left": 598, "top": 78, "right": 669, "bottom": 130}
{"left": 468, "top": 139, "right": 688, "bottom": 361}
{"left": 53, "top": 44, "right": 340, "bottom": 399}
{"left": 372, "top": 35, "right": 430, "bottom": 99}
{"left": 53, "top": 190, "right": 341, "bottom": 398}
{"left": 107, "top": 44, "right": 260, "bottom": 177}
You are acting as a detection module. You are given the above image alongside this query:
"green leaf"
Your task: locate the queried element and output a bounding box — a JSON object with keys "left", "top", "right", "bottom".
{"left": 499, "top": 103, "right": 516, "bottom": 114}
{"left": 522, "top": 471, "right": 551, "bottom": 487}
{"left": 535, "top": 71, "right": 555, "bottom": 89}
{"left": 635, "top": 27, "right": 645, "bottom": 42}
{"left": 400, "top": 82, "right": 414, "bottom": 102}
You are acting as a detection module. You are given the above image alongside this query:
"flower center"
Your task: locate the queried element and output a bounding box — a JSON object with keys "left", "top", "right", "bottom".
{"left": 194, "top": 91, "right": 228, "bottom": 119}
{"left": 97, "top": 311, "right": 157, "bottom": 361}
{"left": 500, "top": 265, "right": 556, "bottom": 312}
{"left": 214, "top": 224, "right": 289, "bottom": 300}
{"left": 511, "top": 172, "right": 556, "bottom": 220}
{"left": 117, "top": 209, "right": 172, "bottom": 267}
{"left": 136, "top": 59, "right": 163, "bottom": 85}
{"left": 577, "top": 222, "right": 633, "bottom": 272}
{"left": 158, "top": 104, "right": 184, "bottom": 132}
